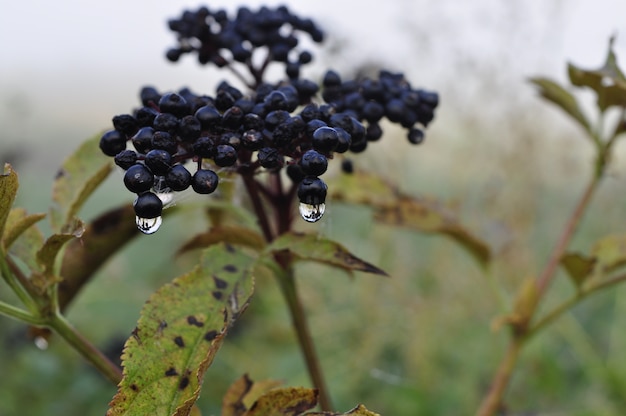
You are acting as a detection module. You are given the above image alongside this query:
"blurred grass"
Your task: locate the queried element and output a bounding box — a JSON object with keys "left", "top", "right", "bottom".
{"left": 2, "top": 110, "right": 626, "bottom": 416}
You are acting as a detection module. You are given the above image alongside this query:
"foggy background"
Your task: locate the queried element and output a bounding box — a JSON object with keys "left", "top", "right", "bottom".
{"left": 1, "top": 0, "right": 625, "bottom": 173}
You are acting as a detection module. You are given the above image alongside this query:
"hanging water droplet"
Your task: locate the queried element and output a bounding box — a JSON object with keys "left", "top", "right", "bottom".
{"left": 34, "top": 336, "right": 49, "bottom": 350}
{"left": 136, "top": 216, "right": 162, "bottom": 234}
{"left": 299, "top": 202, "right": 325, "bottom": 223}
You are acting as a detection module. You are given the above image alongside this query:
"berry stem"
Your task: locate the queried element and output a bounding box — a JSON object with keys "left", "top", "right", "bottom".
{"left": 241, "top": 173, "right": 274, "bottom": 241}
{"left": 49, "top": 312, "right": 123, "bottom": 385}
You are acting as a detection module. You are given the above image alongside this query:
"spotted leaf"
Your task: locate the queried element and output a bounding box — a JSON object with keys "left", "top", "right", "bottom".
{"left": 267, "top": 232, "right": 387, "bottom": 276}
{"left": 106, "top": 243, "right": 256, "bottom": 416}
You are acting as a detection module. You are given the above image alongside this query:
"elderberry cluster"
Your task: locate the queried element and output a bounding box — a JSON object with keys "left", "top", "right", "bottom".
{"left": 166, "top": 5, "right": 323, "bottom": 80}
{"left": 98, "top": 4, "right": 439, "bottom": 233}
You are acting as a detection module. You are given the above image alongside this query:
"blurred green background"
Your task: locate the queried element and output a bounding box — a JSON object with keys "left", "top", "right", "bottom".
{"left": 3, "top": 1, "right": 626, "bottom": 415}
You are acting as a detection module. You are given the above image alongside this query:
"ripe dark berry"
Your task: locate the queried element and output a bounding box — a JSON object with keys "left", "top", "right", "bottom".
{"left": 213, "top": 144, "right": 237, "bottom": 167}
{"left": 366, "top": 123, "right": 383, "bottom": 141}
{"left": 112, "top": 114, "right": 139, "bottom": 137}
{"left": 165, "top": 164, "right": 192, "bottom": 191}
{"left": 144, "top": 149, "right": 172, "bottom": 175}
{"left": 286, "top": 163, "right": 305, "bottom": 184}
{"left": 311, "top": 126, "right": 339, "bottom": 152}
{"left": 257, "top": 147, "right": 284, "bottom": 169}
{"left": 151, "top": 131, "right": 178, "bottom": 154}
{"left": 222, "top": 106, "right": 244, "bottom": 130}
{"left": 114, "top": 150, "right": 138, "bottom": 170}
{"left": 135, "top": 106, "right": 159, "bottom": 127}
{"left": 153, "top": 113, "right": 179, "bottom": 133}
{"left": 300, "top": 150, "right": 328, "bottom": 176}
{"left": 193, "top": 136, "right": 217, "bottom": 158}
{"left": 195, "top": 105, "right": 222, "bottom": 129}
{"left": 243, "top": 113, "right": 264, "bottom": 131}
{"left": 134, "top": 192, "right": 163, "bottom": 219}
{"left": 192, "top": 169, "right": 219, "bottom": 194}
{"left": 407, "top": 128, "right": 425, "bottom": 145}
{"left": 131, "top": 127, "right": 154, "bottom": 154}
{"left": 140, "top": 86, "right": 160, "bottom": 106}
{"left": 124, "top": 164, "right": 154, "bottom": 193}
{"left": 241, "top": 129, "right": 264, "bottom": 150}
{"left": 323, "top": 70, "right": 341, "bottom": 87}
{"left": 158, "top": 92, "right": 190, "bottom": 117}
{"left": 99, "top": 130, "right": 127, "bottom": 156}
{"left": 334, "top": 127, "right": 351, "bottom": 153}
{"left": 215, "top": 90, "right": 236, "bottom": 112}
{"left": 297, "top": 176, "right": 327, "bottom": 205}
{"left": 341, "top": 159, "right": 353, "bottom": 174}
{"left": 178, "top": 115, "right": 202, "bottom": 141}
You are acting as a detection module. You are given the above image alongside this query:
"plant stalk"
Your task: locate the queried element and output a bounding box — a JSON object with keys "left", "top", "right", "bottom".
{"left": 277, "top": 264, "right": 333, "bottom": 411}
{"left": 49, "top": 312, "right": 122, "bottom": 385}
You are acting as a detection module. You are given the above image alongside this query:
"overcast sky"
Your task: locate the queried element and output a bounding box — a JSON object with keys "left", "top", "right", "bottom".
{"left": 1, "top": 0, "right": 625, "bottom": 170}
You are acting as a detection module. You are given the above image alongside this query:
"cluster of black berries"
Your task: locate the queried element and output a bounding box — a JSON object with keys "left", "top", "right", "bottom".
{"left": 99, "top": 5, "right": 439, "bottom": 232}
{"left": 166, "top": 5, "right": 323, "bottom": 81}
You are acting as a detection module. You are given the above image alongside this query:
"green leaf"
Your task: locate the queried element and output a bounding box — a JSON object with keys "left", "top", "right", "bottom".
{"left": 373, "top": 196, "right": 490, "bottom": 268}
{"left": 0, "top": 163, "right": 19, "bottom": 241}
{"left": 7, "top": 214, "right": 45, "bottom": 273}
{"left": 528, "top": 77, "right": 591, "bottom": 134}
{"left": 267, "top": 232, "right": 387, "bottom": 276}
{"left": 177, "top": 226, "right": 266, "bottom": 256}
{"left": 107, "top": 243, "right": 256, "bottom": 416}
{"left": 307, "top": 404, "right": 381, "bottom": 416}
{"left": 568, "top": 36, "right": 626, "bottom": 111}
{"left": 243, "top": 387, "right": 318, "bottom": 416}
{"left": 58, "top": 204, "right": 139, "bottom": 311}
{"left": 50, "top": 133, "right": 113, "bottom": 232}
{"left": 36, "top": 219, "right": 84, "bottom": 277}
{"left": 2, "top": 208, "right": 46, "bottom": 250}
{"left": 329, "top": 172, "right": 490, "bottom": 268}
{"left": 560, "top": 252, "right": 596, "bottom": 288}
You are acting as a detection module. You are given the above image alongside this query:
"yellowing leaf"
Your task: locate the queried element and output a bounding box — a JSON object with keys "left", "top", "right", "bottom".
{"left": 267, "top": 232, "right": 387, "bottom": 276}
{"left": 222, "top": 375, "right": 284, "bottom": 416}
{"left": 50, "top": 133, "right": 113, "bottom": 232}
{"left": 0, "top": 163, "right": 19, "bottom": 241}
{"left": 106, "top": 243, "right": 256, "bottom": 416}
{"left": 307, "top": 404, "right": 381, "bottom": 416}
{"left": 329, "top": 172, "right": 490, "bottom": 268}
{"left": 177, "top": 226, "right": 266, "bottom": 256}
{"left": 243, "top": 387, "right": 318, "bottom": 416}
{"left": 373, "top": 196, "right": 490, "bottom": 268}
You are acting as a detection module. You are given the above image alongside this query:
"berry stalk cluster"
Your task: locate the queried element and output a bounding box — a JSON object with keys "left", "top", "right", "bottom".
{"left": 98, "top": 4, "right": 439, "bottom": 234}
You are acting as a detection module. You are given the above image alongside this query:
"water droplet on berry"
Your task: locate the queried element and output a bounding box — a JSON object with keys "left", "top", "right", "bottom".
{"left": 136, "top": 216, "right": 162, "bottom": 234}
{"left": 299, "top": 203, "right": 325, "bottom": 223}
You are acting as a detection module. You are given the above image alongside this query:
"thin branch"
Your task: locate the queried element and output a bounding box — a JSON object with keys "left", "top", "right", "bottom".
{"left": 0, "top": 252, "right": 38, "bottom": 313}
{"left": 0, "top": 300, "right": 43, "bottom": 325}
{"left": 529, "top": 272, "right": 626, "bottom": 338}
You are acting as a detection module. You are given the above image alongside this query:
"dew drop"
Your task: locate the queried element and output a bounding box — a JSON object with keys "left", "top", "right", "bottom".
{"left": 34, "top": 336, "right": 49, "bottom": 350}
{"left": 136, "top": 216, "right": 162, "bottom": 234}
{"left": 299, "top": 202, "right": 325, "bottom": 223}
